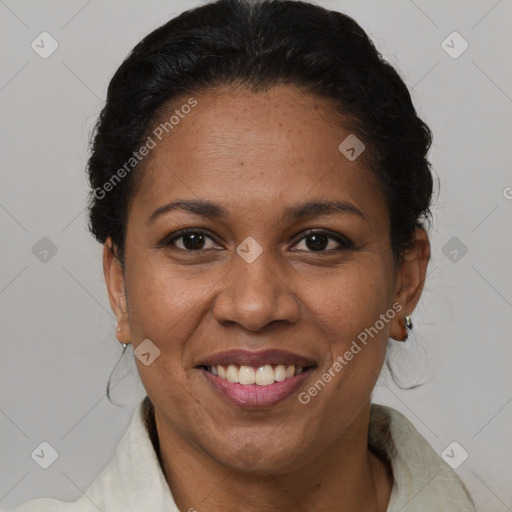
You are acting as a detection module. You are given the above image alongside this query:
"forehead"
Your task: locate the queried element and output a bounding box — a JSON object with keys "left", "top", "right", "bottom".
{"left": 130, "top": 85, "right": 385, "bottom": 223}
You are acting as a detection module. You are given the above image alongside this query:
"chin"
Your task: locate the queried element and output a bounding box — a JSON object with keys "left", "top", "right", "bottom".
{"left": 204, "top": 435, "right": 308, "bottom": 475}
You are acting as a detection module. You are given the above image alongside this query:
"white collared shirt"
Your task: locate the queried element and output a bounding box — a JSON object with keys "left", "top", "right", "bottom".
{"left": 13, "top": 397, "right": 477, "bottom": 512}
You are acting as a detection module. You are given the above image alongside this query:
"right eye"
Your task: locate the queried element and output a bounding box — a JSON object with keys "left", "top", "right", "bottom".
{"left": 164, "top": 229, "right": 221, "bottom": 251}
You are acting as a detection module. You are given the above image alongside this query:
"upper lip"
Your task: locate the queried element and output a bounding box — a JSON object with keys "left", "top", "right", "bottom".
{"left": 198, "top": 349, "right": 316, "bottom": 368}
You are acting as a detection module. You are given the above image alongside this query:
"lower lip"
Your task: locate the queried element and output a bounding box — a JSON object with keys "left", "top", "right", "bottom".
{"left": 200, "top": 367, "right": 314, "bottom": 408}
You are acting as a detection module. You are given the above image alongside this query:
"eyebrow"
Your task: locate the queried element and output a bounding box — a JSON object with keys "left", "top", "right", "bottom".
{"left": 147, "top": 199, "right": 366, "bottom": 224}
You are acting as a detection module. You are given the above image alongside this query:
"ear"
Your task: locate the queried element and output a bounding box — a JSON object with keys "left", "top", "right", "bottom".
{"left": 103, "top": 237, "right": 131, "bottom": 345}
{"left": 389, "top": 227, "right": 430, "bottom": 341}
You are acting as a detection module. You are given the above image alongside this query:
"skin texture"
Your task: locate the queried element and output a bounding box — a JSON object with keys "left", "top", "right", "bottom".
{"left": 103, "top": 85, "right": 430, "bottom": 512}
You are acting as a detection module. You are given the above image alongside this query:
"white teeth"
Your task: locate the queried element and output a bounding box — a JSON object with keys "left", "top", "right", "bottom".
{"left": 285, "top": 365, "right": 295, "bottom": 378}
{"left": 274, "top": 364, "right": 287, "bottom": 382}
{"left": 238, "top": 366, "right": 256, "bottom": 385}
{"left": 226, "top": 364, "right": 239, "bottom": 383}
{"left": 255, "top": 365, "right": 275, "bottom": 386}
{"left": 209, "top": 363, "right": 307, "bottom": 385}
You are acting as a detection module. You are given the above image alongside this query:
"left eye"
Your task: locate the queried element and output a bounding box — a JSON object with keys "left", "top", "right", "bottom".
{"left": 292, "top": 231, "right": 352, "bottom": 252}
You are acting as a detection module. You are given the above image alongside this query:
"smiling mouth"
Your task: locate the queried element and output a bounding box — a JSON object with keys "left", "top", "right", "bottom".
{"left": 196, "top": 349, "right": 317, "bottom": 407}
{"left": 200, "top": 363, "right": 314, "bottom": 386}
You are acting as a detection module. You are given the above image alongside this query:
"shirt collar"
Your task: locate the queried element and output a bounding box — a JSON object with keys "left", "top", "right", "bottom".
{"left": 105, "top": 397, "right": 475, "bottom": 512}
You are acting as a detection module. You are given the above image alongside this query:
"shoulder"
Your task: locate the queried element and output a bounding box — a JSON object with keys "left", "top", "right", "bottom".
{"left": 10, "top": 397, "right": 174, "bottom": 512}
{"left": 11, "top": 496, "right": 92, "bottom": 512}
{"left": 369, "top": 403, "right": 477, "bottom": 512}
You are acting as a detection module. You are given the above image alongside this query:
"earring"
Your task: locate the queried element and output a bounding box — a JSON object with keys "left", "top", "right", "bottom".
{"left": 402, "top": 314, "right": 413, "bottom": 341}
{"left": 117, "top": 326, "right": 122, "bottom": 333}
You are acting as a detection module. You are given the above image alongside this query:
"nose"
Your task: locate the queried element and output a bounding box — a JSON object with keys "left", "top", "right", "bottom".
{"left": 212, "top": 251, "right": 301, "bottom": 332}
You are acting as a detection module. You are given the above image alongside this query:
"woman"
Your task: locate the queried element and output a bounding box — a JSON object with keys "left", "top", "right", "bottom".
{"left": 15, "top": 0, "right": 476, "bottom": 510}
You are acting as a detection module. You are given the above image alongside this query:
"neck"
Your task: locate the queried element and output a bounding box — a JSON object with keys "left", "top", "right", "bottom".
{"left": 152, "top": 403, "right": 393, "bottom": 512}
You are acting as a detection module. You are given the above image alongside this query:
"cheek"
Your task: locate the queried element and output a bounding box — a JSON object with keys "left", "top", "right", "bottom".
{"left": 125, "top": 260, "right": 207, "bottom": 338}
{"left": 307, "top": 262, "right": 394, "bottom": 345}
{"left": 288, "top": 268, "right": 393, "bottom": 453}
{"left": 123, "top": 262, "right": 206, "bottom": 419}
{"left": 300, "top": 263, "right": 393, "bottom": 404}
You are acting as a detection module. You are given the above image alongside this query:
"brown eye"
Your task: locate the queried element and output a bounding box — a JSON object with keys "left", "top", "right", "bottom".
{"left": 304, "top": 233, "right": 329, "bottom": 251}
{"left": 292, "top": 230, "right": 353, "bottom": 252}
{"left": 178, "top": 232, "right": 206, "bottom": 250}
{"left": 165, "top": 229, "right": 219, "bottom": 251}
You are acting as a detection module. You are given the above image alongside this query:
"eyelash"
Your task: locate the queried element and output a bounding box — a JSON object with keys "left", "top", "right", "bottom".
{"left": 162, "top": 228, "right": 354, "bottom": 253}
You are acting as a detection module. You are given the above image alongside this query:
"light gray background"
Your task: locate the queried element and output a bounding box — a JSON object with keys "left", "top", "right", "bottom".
{"left": 1, "top": 0, "right": 511, "bottom": 510}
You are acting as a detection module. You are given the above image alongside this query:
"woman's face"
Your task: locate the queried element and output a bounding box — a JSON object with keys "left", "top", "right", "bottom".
{"left": 106, "top": 85, "right": 422, "bottom": 473}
